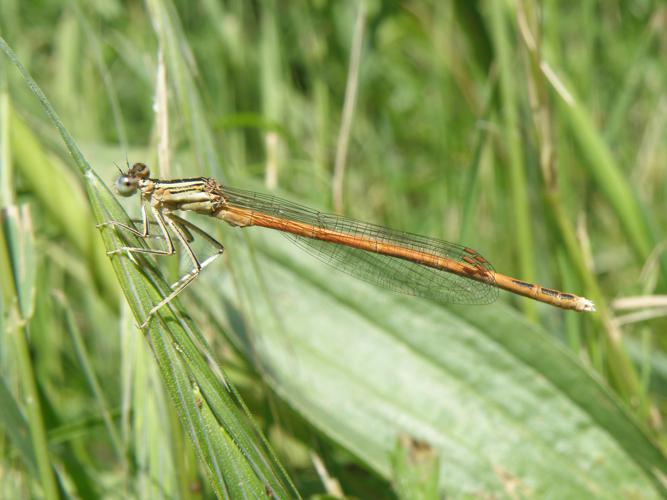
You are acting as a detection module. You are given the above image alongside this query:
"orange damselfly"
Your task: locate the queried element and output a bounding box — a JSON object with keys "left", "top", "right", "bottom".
{"left": 102, "top": 163, "right": 595, "bottom": 327}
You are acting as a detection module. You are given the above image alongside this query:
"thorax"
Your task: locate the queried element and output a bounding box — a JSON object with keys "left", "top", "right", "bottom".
{"left": 143, "top": 177, "right": 225, "bottom": 215}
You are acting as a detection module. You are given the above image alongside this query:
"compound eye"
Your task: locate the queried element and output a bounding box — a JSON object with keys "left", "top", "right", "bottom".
{"left": 131, "top": 162, "right": 150, "bottom": 179}
{"left": 115, "top": 175, "right": 138, "bottom": 196}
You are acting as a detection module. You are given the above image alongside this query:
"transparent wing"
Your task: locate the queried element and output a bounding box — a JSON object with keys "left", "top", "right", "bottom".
{"left": 220, "top": 186, "right": 498, "bottom": 305}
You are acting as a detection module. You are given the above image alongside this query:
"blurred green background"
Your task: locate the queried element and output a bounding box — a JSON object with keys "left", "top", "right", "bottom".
{"left": 2, "top": 0, "right": 667, "bottom": 498}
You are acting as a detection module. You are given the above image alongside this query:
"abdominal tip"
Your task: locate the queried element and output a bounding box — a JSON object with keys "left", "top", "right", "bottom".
{"left": 578, "top": 298, "right": 596, "bottom": 312}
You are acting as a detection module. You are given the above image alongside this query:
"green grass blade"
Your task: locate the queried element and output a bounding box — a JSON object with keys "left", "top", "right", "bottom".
{"left": 57, "top": 294, "right": 124, "bottom": 461}
{"left": 0, "top": 36, "right": 90, "bottom": 176}
{"left": 0, "top": 204, "right": 58, "bottom": 499}
{"left": 0, "top": 371, "right": 37, "bottom": 475}
{"left": 487, "top": 1, "right": 536, "bottom": 318}
{"left": 547, "top": 67, "right": 663, "bottom": 278}
{"left": 87, "top": 171, "right": 299, "bottom": 498}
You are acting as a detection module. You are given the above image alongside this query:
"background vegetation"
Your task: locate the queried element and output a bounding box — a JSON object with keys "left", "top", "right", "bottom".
{"left": 1, "top": 0, "right": 667, "bottom": 498}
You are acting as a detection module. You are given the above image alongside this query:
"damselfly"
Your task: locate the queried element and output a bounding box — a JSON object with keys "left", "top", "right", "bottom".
{"left": 101, "top": 163, "right": 595, "bottom": 327}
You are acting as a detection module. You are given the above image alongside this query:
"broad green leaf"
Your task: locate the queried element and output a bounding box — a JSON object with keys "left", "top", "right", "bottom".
{"left": 199, "top": 228, "right": 667, "bottom": 498}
